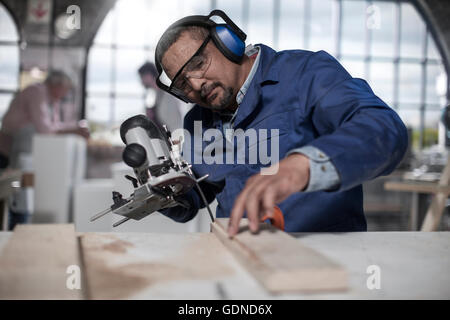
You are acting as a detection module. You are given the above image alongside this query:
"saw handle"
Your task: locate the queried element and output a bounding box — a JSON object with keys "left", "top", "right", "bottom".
{"left": 260, "top": 206, "right": 285, "bottom": 231}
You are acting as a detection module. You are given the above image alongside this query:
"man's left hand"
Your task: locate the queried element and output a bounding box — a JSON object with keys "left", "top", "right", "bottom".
{"left": 228, "top": 153, "right": 310, "bottom": 237}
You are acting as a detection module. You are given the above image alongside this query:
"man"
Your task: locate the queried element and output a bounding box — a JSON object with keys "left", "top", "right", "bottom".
{"left": 155, "top": 11, "right": 408, "bottom": 236}
{"left": 0, "top": 70, "right": 89, "bottom": 169}
{"left": 138, "top": 61, "right": 183, "bottom": 133}
{"left": 0, "top": 70, "right": 89, "bottom": 229}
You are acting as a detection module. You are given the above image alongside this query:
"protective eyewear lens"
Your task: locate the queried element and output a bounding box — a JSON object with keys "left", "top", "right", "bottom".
{"left": 170, "top": 36, "right": 211, "bottom": 94}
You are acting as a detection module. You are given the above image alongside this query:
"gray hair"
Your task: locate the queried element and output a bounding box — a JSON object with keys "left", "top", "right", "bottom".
{"left": 155, "top": 25, "right": 209, "bottom": 69}
{"left": 44, "top": 70, "right": 72, "bottom": 87}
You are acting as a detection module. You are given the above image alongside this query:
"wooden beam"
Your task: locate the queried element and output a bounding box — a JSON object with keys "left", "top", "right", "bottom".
{"left": 384, "top": 181, "right": 450, "bottom": 194}
{"left": 79, "top": 232, "right": 240, "bottom": 299}
{"left": 211, "top": 218, "right": 348, "bottom": 293}
{"left": 0, "top": 224, "right": 83, "bottom": 299}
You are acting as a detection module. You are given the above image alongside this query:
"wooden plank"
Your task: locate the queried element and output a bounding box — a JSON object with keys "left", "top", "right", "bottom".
{"left": 211, "top": 218, "right": 348, "bottom": 293}
{"left": 0, "top": 224, "right": 82, "bottom": 299}
{"left": 384, "top": 181, "right": 450, "bottom": 194}
{"left": 80, "top": 232, "right": 238, "bottom": 299}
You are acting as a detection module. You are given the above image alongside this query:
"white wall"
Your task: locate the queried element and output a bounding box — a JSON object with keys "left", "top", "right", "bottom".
{"left": 32, "top": 134, "right": 86, "bottom": 223}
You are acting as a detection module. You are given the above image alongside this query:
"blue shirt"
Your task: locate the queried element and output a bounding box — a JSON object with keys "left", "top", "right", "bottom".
{"left": 161, "top": 44, "right": 408, "bottom": 232}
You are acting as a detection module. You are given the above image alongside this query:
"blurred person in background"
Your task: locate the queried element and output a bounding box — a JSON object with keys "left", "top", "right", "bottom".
{"left": 138, "top": 61, "right": 183, "bottom": 132}
{"left": 0, "top": 70, "right": 89, "bottom": 229}
{"left": 0, "top": 70, "right": 89, "bottom": 169}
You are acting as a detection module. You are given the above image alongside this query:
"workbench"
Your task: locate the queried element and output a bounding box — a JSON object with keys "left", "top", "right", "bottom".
{"left": 1, "top": 229, "right": 449, "bottom": 299}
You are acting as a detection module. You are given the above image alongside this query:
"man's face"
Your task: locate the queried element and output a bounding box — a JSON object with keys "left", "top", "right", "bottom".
{"left": 140, "top": 73, "right": 157, "bottom": 89}
{"left": 161, "top": 31, "right": 239, "bottom": 111}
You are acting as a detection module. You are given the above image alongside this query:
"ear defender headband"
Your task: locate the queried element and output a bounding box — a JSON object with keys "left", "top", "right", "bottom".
{"left": 155, "top": 10, "right": 247, "bottom": 102}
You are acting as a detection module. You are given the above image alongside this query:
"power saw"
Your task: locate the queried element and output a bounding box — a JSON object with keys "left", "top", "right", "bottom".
{"left": 90, "top": 114, "right": 214, "bottom": 227}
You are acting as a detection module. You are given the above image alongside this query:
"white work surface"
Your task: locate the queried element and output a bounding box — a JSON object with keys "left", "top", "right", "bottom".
{"left": 0, "top": 231, "right": 449, "bottom": 299}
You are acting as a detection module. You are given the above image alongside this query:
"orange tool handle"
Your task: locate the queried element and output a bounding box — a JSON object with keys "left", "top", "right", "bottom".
{"left": 260, "top": 205, "right": 285, "bottom": 231}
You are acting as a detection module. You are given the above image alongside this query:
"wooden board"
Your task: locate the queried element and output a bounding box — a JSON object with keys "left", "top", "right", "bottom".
{"left": 0, "top": 224, "right": 82, "bottom": 299}
{"left": 80, "top": 232, "right": 238, "bottom": 299}
{"left": 384, "top": 181, "right": 450, "bottom": 194}
{"left": 211, "top": 218, "right": 348, "bottom": 293}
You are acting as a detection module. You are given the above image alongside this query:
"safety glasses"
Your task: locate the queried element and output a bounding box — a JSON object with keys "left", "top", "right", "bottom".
{"left": 156, "top": 35, "right": 211, "bottom": 103}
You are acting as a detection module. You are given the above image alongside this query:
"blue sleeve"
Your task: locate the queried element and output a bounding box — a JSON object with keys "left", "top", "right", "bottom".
{"left": 300, "top": 51, "right": 408, "bottom": 191}
{"left": 286, "top": 145, "right": 340, "bottom": 192}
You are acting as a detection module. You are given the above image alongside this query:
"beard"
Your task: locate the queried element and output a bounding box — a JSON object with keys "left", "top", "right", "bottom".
{"left": 200, "top": 82, "right": 234, "bottom": 111}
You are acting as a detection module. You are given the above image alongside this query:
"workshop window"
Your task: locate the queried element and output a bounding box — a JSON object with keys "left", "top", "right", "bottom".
{"left": 86, "top": 0, "right": 209, "bottom": 130}
{"left": 86, "top": 0, "right": 447, "bottom": 149}
{"left": 0, "top": 3, "right": 20, "bottom": 123}
{"left": 221, "top": 0, "right": 447, "bottom": 150}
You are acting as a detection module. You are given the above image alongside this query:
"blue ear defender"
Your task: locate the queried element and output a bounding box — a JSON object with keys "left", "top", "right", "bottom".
{"left": 155, "top": 10, "right": 247, "bottom": 102}
{"left": 211, "top": 25, "right": 246, "bottom": 63}
{"left": 159, "top": 10, "right": 247, "bottom": 64}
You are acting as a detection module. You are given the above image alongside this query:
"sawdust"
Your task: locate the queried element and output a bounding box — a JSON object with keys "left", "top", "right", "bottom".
{"left": 85, "top": 258, "right": 187, "bottom": 299}
{"left": 175, "top": 234, "right": 234, "bottom": 278}
{"left": 101, "top": 239, "right": 134, "bottom": 253}
{"left": 81, "top": 233, "right": 235, "bottom": 299}
{"left": 81, "top": 234, "right": 134, "bottom": 254}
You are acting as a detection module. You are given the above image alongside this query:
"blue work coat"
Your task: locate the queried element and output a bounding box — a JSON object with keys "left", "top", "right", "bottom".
{"left": 162, "top": 44, "right": 408, "bottom": 232}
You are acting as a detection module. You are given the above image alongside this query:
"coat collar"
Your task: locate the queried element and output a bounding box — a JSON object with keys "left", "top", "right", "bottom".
{"left": 255, "top": 44, "right": 279, "bottom": 84}
{"left": 231, "top": 44, "right": 279, "bottom": 129}
{"left": 205, "top": 44, "right": 279, "bottom": 129}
